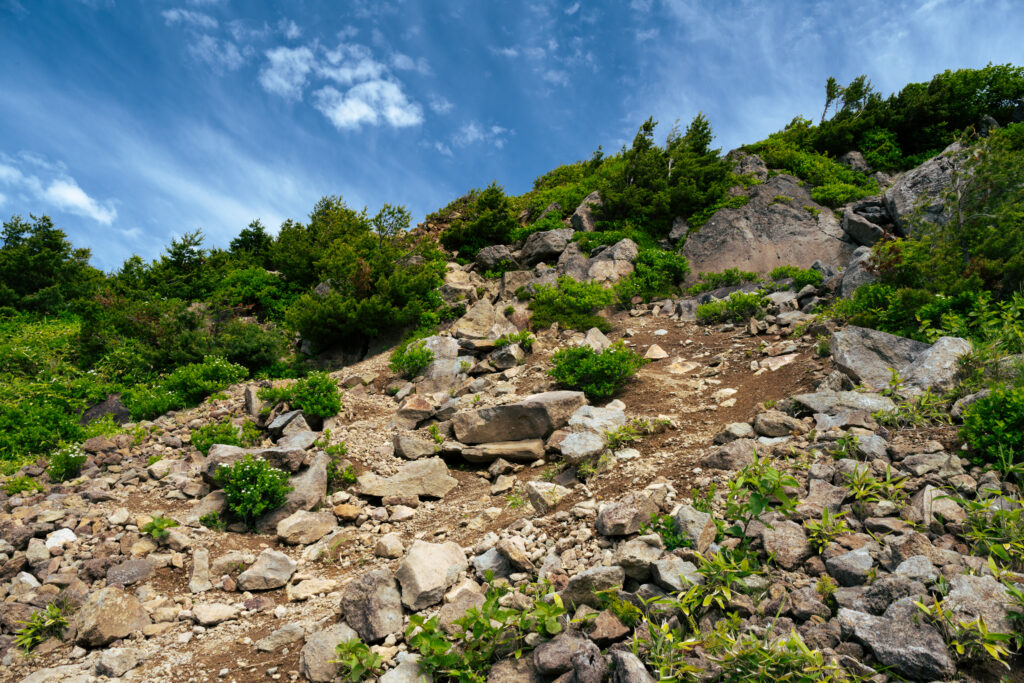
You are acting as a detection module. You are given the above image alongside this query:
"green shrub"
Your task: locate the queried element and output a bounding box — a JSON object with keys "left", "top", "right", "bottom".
{"left": 141, "top": 514, "right": 179, "bottom": 540}
{"left": 47, "top": 443, "right": 86, "bottom": 482}
{"left": 529, "top": 277, "right": 615, "bottom": 332}
{"left": 258, "top": 371, "right": 342, "bottom": 419}
{"left": 199, "top": 511, "right": 227, "bottom": 531}
{"left": 687, "top": 268, "right": 760, "bottom": 295}
{"left": 810, "top": 182, "right": 871, "bottom": 208}
{"left": 215, "top": 454, "right": 292, "bottom": 528}
{"left": 696, "top": 291, "right": 768, "bottom": 323}
{"left": 962, "top": 387, "right": 1024, "bottom": 468}
{"left": 125, "top": 356, "right": 248, "bottom": 420}
{"left": 768, "top": 265, "right": 824, "bottom": 289}
{"left": 494, "top": 330, "right": 534, "bottom": 352}
{"left": 614, "top": 248, "right": 690, "bottom": 303}
{"left": 389, "top": 338, "right": 435, "bottom": 378}
{"left": 213, "top": 320, "right": 288, "bottom": 374}
{"left": 191, "top": 418, "right": 261, "bottom": 456}
{"left": 439, "top": 182, "right": 516, "bottom": 258}
{"left": 549, "top": 341, "right": 647, "bottom": 400}
{"left": 2, "top": 475, "right": 42, "bottom": 495}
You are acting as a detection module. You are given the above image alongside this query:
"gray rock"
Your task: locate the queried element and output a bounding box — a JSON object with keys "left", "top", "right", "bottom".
{"left": 525, "top": 481, "right": 571, "bottom": 513}
{"left": 595, "top": 493, "right": 659, "bottom": 537}
{"left": 830, "top": 325, "right": 929, "bottom": 391}
{"left": 451, "top": 391, "right": 587, "bottom": 444}
{"left": 788, "top": 586, "right": 832, "bottom": 621}
{"left": 650, "top": 556, "right": 701, "bottom": 592}
{"left": 533, "top": 632, "right": 593, "bottom": 676}
{"left": 883, "top": 149, "right": 960, "bottom": 234}
{"left": 559, "top": 431, "right": 605, "bottom": 464}
{"left": 375, "top": 532, "right": 405, "bottom": 559}
{"left": 671, "top": 504, "right": 715, "bottom": 553}
{"left": 702, "top": 438, "right": 757, "bottom": 470}
{"left": 94, "top": 648, "right": 141, "bottom": 677}
{"left": 751, "top": 519, "right": 811, "bottom": 570}
{"left": 462, "top": 439, "right": 545, "bottom": 463}
{"left": 490, "top": 343, "right": 525, "bottom": 370}
{"left": 341, "top": 568, "right": 404, "bottom": 643}
{"left": 587, "top": 238, "right": 638, "bottom": 283}
{"left": 105, "top": 559, "right": 154, "bottom": 587}
{"left": 610, "top": 650, "right": 656, "bottom": 682}
{"left": 901, "top": 336, "right": 972, "bottom": 395}
{"left": 945, "top": 574, "right": 1015, "bottom": 634}
{"left": 73, "top": 586, "right": 151, "bottom": 647}
{"left": 581, "top": 327, "right": 612, "bottom": 352}
{"left": 355, "top": 458, "right": 458, "bottom": 499}
{"left": 560, "top": 565, "right": 626, "bottom": 609}
{"left": 237, "top": 549, "right": 297, "bottom": 591}
{"left": 557, "top": 241, "right": 590, "bottom": 281}
{"left": 520, "top": 228, "right": 574, "bottom": 266}
{"left": 568, "top": 404, "right": 626, "bottom": 433}
{"left": 843, "top": 210, "right": 885, "bottom": 246}
{"left": 450, "top": 299, "right": 518, "bottom": 340}
{"left": 475, "top": 244, "right": 517, "bottom": 270}
{"left": 395, "top": 540, "right": 468, "bottom": 610}
{"left": 254, "top": 453, "right": 328, "bottom": 532}
{"left": 838, "top": 603, "right": 954, "bottom": 680}
{"left": 683, "top": 174, "right": 853, "bottom": 276}
{"left": 838, "top": 246, "right": 876, "bottom": 299}
{"left": 393, "top": 432, "right": 437, "bottom": 460}
{"left": 852, "top": 575, "right": 927, "bottom": 615}
{"left": 714, "top": 422, "right": 756, "bottom": 444}
{"left": 894, "top": 555, "right": 938, "bottom": 584}
{"left": 193, "top": 602, "right": 239, "bottom": 626}
{"left": 907, "top": 485, "right": 966, "bottom": 525}
{"left": 613, "top": 538, "right": 664, "bottom": 581}
{"left": 299, "top": 623, "right": 359, "bottom": 682}
{"left": 471, "top": 548, "right": 512, "bottom": 578}
{"left": 255, "top": 623, "right": 305, "bottom": 652}
{"left": 267, "top": 410, "right": 308, "bottom": 439}
{"left": 752, "top": 410, "right": 807, "bottom": 437}
{"left": 826, "top": 546, "right": 874, "bottom": 586}
{"left": 951, "top": 389, "right": 990, "bottom": 421}
{"left": 790, "top": 390, "right": 896, "bottom": 416}
{"left": 276, "top": 510, "right": 337, "bottom": 545}
{"left": 379, "top": 653, "right": 433, "bottom": 683}
{"left": 569, "top": 191, "right": 601, "bottom": 232}
{"left": 189, "top": 547, "right": 213, "bottom": 593}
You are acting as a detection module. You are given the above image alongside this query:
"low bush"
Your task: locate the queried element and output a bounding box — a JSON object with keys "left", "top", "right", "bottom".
{"left": 191, "top": 418, "right": 261, "bottom": 456}
{"left": 494, "top": 330, "right": 534, "bottom": 352}
{"left": 213, "top": 320, "right": 289, "bottom": 374}
{"left": 389, "top": 337, "right": 435, "bottom": 378}
{"left": 549, "top": 341, "right": 647, "bottom": 400}
{"left": 961, "top": 386, "right": 1024, "bottom": 468}
{"left": 529, "top": 277, "right": 615, "bottom": 332}
{"left": 614, "top": 248, "right": 690, "bottom": 303}
{"left": 258, "top": 371, "right": 341, "bottom": 419}
{"left": 696, "top": 291, "right": 768, "bottom": 323}
{"left": 687, "top": 268, "right": 760, "bottom": 295}
{"left": 47, "top": 443, "right": 87, "bottom": 482}
{"left": 125, "top": 356, "right": 249, "bottom": 420}
{"left": 2, "top": 475, "right": 42, "bottom": 495}
{"left": 215, "top": 454, "right": 292, "bottom": 528}
{"left": 768, "top": 265, "right": 823, "bottom": 289}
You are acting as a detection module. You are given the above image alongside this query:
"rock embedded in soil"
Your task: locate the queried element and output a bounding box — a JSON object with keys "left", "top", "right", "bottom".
{"left": 276, "top": 510, "right": 338, "bottom": 545}
{"left": 395, "top": 540, "right": 468, "bottom": 610}
{"left": 236, "top": 549, "right": 297, "bottom": 591}
{"left": 451, "top": 391, "right": 587, "bottom": 444}
{"left": 73, "top": 586, "right": 151, "bottom": 647}
{"left": 341, "top": 568, "right": 404, "bottom": 643}
{"left": 299, "top": 622, "right": 359, "bottom": 683}
{"left": 355, "top": 457, "right": 458, "bottom": 499}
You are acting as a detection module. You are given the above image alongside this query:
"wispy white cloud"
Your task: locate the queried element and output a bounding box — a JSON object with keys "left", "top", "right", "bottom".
{"left": 0, "top": 154, "right": 117, "bottom": 224}
{"left": 492, "top": 47, "right": 519, "bottom": 58}
{"left": 314, "top": 80, "right": 423, "bottom": 130}
{"left": 433, "top": 141, "right": 453, "bottom": 157}
{"left": 189, "top": 35, "right": 245, "bottom": 70}
{"left": 542, "top": 69, "right": 569, "bottom": 86}
{"left": 565, "top": 2, "right": 581, "bottom": 15}
{"left": 161, "top": 8, "right": 218, "bottom": 30}
{"left": 259, "top": 46, "right": 316, "bottom": 100}
{"left": 318, "top": 44, "right": 386, "bottom": 85}
{"left": 337, "top": 25, "right": 359, "bottom": 40}
{"left": 636, "top": 28, "right": 658, "bottom": 41}
{"left": 391, "top": 52, "right": 431, "bottom": 75}
{"left": 429, "top": 95, "right": 454, "bottom": 114}
{"left": 448, "top": 121, "right": 511, "bottom": 151}
{"left": 279, "top": 19, "right": 301, "bottom": 40}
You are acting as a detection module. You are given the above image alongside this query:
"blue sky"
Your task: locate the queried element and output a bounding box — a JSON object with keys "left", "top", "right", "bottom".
{"left": 1, "top": 0, "right": 1023, "bottom": 272}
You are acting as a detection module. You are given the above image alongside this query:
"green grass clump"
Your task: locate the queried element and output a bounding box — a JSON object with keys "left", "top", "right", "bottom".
{"left": 494, "top": 330, "right": 535, "bottom": 352}
{"left": 768, "top": 265, "right": 824, "bottom": 289}
{"left": 2, "top": 475, "right": 42, "bottom": 495}
{"left": 529, "top": 277, "right": 615, "bottom": 332}
{"left": 15, "top": 603, "right": 67, "bottom": 652}
{"left": 549, "top": 341, "right": 647, "bottom": 400}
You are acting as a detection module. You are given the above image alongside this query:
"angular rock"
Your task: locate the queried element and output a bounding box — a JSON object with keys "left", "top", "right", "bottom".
{"left": 193, "top": 603, "right": 239, "bottom": 626}
{"left": 703, "top": 438, "right": 757, "bottom": 470}
{"left": 341, "top": 568, "right": 404, "bottom": 643}
{"left": 450, "top": 299, "right": 518, "bottom": 340}
{"left": 355, "top": 457, "right": 458, "bottom": 499}
{"left": 299, "top": 623, "right": 359, "bottom": 683}
{"left": 95, "top": 648, "right": 141, "bottom": 677}
{"left": 569, "top": 191, "right": 601, "bottom": 232}
{"left": 790, "top": 391, "right": 896, "bottom": 416}
{"left": 883, "top": 149, "right": 959, "bottom": 234}
{"left": 587, "top": 239, "right": 638, "bottom": 283}
{"left": 901, "top": 336, "right": 971, "bottom": 394}
{"left": 393, "top": 432, "right": 437, "bottom": 460}
{"left": 672, "top": 504, "right": 715, "bottom": 553}
{"left": 595, "top": 493, "right": 659, "bottom": 536}
{"left": 843, "top": 210, "right": 885, "bottom": 246}
{"left": 521, "top": 228, "right": 574, "bottom": 266}
{"left": 752, "top": 519, "right": 811, "bottom": 570}
{"left": 650, "top": 556, "right": 701, "bottom": 592}
{"left": 559, "top": 431, "right": 605, "bottom": 464}
{"left": 255, "top": 623, "right": 305, "bottom": 652}
{"left": 944, "top": 574, "right": 1014, "bottom": 634}
{"left": 73, "top": 587, "right": 151, "bottom": 647}
{"left": 525, "top": 481, "right": 570, "bottom": 514}
{"left": 277, "top": 510, "right": 338, "bottom": 545}
{"left": 568, "top": 404, "right": 625, "bottom": 433}
{"left": 838, "top": 603, "right": 955, "bottom": 680}
{"left": 534, "top": 632, "right": 593, "bottom": 676}
{"left": 826, "top": 546, "right": 874, "bottom": 587}
{"left": 752, "top": 410, "right": 807, "bottom": 437}
{"left": 475, "top": 244, "right": 517, "bottom": 270}
{"left": 395, "top": 540, "right": 468, "bottom": 610}
{"left": 106, "top": 559, "right": 154, "bottom": 587}
{"left": 451, "top": 391, "right": 587, "bottom": 444}
{"left": 237, "top": 549, "right": 296, "bottom": 591}
{"left": 611, "top": 650, "right": 656, "bottom": 683}
{"left": 613, "top": 538, "right": 664, "bottom": 581}
{"left": 560, "top": 566, "right": 626, "bottom": 609}
{"left": 830, "top": 326, "right": 929, "bottom": 390}
{"left": 463, "top": 439, "right": 545, "bottom": 463}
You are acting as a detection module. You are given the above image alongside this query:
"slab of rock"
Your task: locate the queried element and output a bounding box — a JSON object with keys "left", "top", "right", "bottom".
{"left": 838, "top": 246, "right": 877, "bottom": 298}
{"left": 451, "top": 391, "right": 586, "bottom": 444}
{"left": 595, "top": 493, "right": 659, "bottom": 537}
{"left": 395, "top": 540, "right": 468, "bottom": 610}
{"left": 277, "top": 510, "right": 337, "bottom": 545}
{"left": 883, "top": 148, "right": 959, "bottom": 234}
{"left": 560, "top": 566, "right": 625, "bottom": 609}
{"left": 299, "top": 623, "right": 359, "bottom": 683}
{"left": 193, "top": 603, "right": 239, "bottom": 626}
{"left": 838, "top": 600, "right": 954, "bottom": 680}
{"left": 525, "top": 481, "right": 571, "bottom": 513}
{"left": 587, "top": 239, "right": 638, "bottom": 283}
{"left": 672, "top": 504, "right": 715, "bottom": 552}
{"left": 287, "top": 578, "right": 337, "bottom": 601}
{"left": 106, "top": 559, "right": 154, "bottom": 587}
{"left": 702, "top": 438, "right": 757, "bottom": 470}
{"left": 902, "top": 336, "right": 971, "bottom": 394}
{"left": 237, "top": 549, "right": 296, "bottom": 591}
{"left": 610, "top": 650, "right": 656, "bottom": 683}
{"left": 255, "top": 623, "right": 305, "bottom": 652}
{"left": 450, "top": 299, "right": 518, "bottom": 340}
{"left": 650, "top": 556, "right": 701, "bottom": 593}
{"left": 534, "top": 632, "right": 594, "bottom": 676}
{"left": 393, "top": 432, "right": 437, "bottom": 460}
{"left": 944, "top": 574, "right": 1015, "bottom": 634}
{"left": 74, "top": 586, "right": 151, "bottom": 647}
{"left": 830, "top": 326, "right": 929, "bottom": 390}
{"left": 750, "top": 519, "right": 811, "bottom": 570}
{"left": 826, "top": 546, "right": 874, "bottom": 586}
{"left": 790, "top": 390, "right": 896, "bottom": 416}
{"left": 752, "top": 410, "right": 807, "bottom": 437}
{"left": 521, "top": 228, "right": 574, "bottom": 266}
{"left": 95, "top": 647, "right": 141, "bottom": 677}
{"left": 569, "top": 191, "right": 601, "bottom": 232}
{"left": 559, "top": 431, "right": 605, "bottom": 464}
{"left": 613, "top": 538, "right": 664, "bottom": 580}
{"left": 462, "top": 439, "right": 545, "bottom": 463}
{"left": 341, "top": 568, "right": 404, "bottom": 643}
{"left": 355, "top": 458, "right": 458, "bottom": 499}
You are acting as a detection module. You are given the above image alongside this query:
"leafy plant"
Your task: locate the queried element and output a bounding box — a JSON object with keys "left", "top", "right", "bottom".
{"left": 829, "top": 434, "right": 859, "bottom": 459}
{"left": 199, "top": 511, "right": 227, "bottom": 531}
{"left": 548, "top": 341, "right": 647, "bottom": 400}
{"left": 191, "top": 418, "right": 261, "bottom": 456}
{"left": 843, "top": 465, "right": 908, "bottom": 508}
{"left": 687, "top": 268, "right": 760, "bottom": 295}
{"left": 141, "top": 514, "right": 179, "bottom": 540}
{"left": 696, "top": 291, "right": 768, "bottom": 324}
{"left": 214, "top": 454, "right": 292, "bottom": 529}
{"left": 640, "top": 513, "right": 692, "bottom": 551}
{"left": 328, "top": 460, "right": 357, "bottom": 489}
{"left": 724, "top": 453, "right": 799, "bottom": 536}
{"left": 916, "top": 596, "right": 1016, "bottom": 668}
{"left": 494, "top": 330, "right": 535, "bottom": 352}
{"left": 332, "top": 639, "right": 384, "bottom": 682}
{"left": 603, "top": 423, "right": 643, "bottom": 450}
{"left": 47, "top": 443, "right": 87, "bottom": 482}
{"left": 15, "top": 602, "right": 68, "bottom": 652}
{"left": 428, "top": 424, "right": 444, "bottom": 444}
{"left": 529, "top": 276, "right": 615, "bottom": 332}
{"left": 2, "top": 475, "right": 41, "bottom": 495}
{"left": 258, "top": 371, "right": 342, "bottom": 419}
{"left": 804, "top": 509, "right": 850, "bottom": 553}
{"left": 961, "top": 386, "right": 1024, "bottom": 468}
{"left": 389, "top": 339, "right": 435, "bottom": 378}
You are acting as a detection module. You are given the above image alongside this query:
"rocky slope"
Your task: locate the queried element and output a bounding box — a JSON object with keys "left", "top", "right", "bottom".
{"left": 1, "top": 146, "right": 1021, "bottom": 683}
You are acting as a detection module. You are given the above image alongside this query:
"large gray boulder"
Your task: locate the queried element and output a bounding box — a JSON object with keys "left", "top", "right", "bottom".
{"left": 341, "top": 569, "right": 404, "bottom": 643}
{"left": 299, "top": 623, "right": 359, "bottom": 682}
{"left": 830, "top": 326, "right": 929, "bottom": 390}
{"left": 838, "top": 600, "right": 955, "bottom": 680}
{"left": 73, "top": 587, "right": 151, "bottom": 647}
{"left": 842, "top": 211, "right": 885, "bottom": 246}
{"left": 883, "top": 147, "right": 960, "bottom": 234}
{"left": 902, "top": 336, "right": 972, "bottom": 395}
{"left": 557, "top": 242, "right": 590, "bottom": 281}
{"left": 587, "top": 238, "right": 638, "bottom": 283}
{"left": 791, "top": 390, "right": 896, "bottom": 416}
{"left": 569, "top": 191, "right": 601, "bottom": 232}
{"left": 726, "top": 149, "right": 769, "bottom": 182}
{"left": 683, "top": 174, "right": 854, "bottom": 276}
{"left": 838, "top": 245, "right": 876, "bottom": 298}
{"left": 475, "top": 244, "right": 517, "bottom": 270}
{"left": 520, "top": 228, "right": 574, "bottom": 266}
{"left": 449, "top": 299, "right": 518, "bottom": 340}
{"left": 395, "top": 540, "right": 468, "bottom": 610}
{"left": 237, "top": 549, "right": 297, "bottom": 590}
{"left": 451, "top": 391, "right": 586, "bottom": 444}
{"left": 355, "top": 457, "right": 458, "bottom": 499}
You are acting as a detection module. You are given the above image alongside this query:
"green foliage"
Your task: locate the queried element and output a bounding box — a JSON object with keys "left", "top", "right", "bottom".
{"left": 439, "top": 182, "right": 516, "bottom": 258}
{"left": 595, "top": 588, "right": 643, "bottom": 627}
{"left": 141, "top": 515, "right": 180, "bottom": 540}
{"left": 125, "top": 356, "right": 248, "bottom": 420}
{"left": 47, "top": 443, "right": 86, "bottom": 482}
{"left": 199, "top": 511, "right": 227, "bottom": 531}
{"left": 724, "top": 454, "right": 799, "bottom": 536}
{"left": 804, "top": 509, "right": 850, "bottom": 553}
{"left": 696, "top": 291, "right": 768, "bottom": 324}
{"left": 603, "top": 423, "right": 642, "bottom": 450}
{"left": 614, "top": 248, "right": 691, "bottom": 302}
{"left": 406, "top": 582, "right": 566, "bottom": 682}
{"left": 528, "top": 276, "right": 615, "bottom": 332}
{"left": 215, "top": 454, "right": 292, "bottom": 529}
{"left": 15, "top": 602, "right": 68, "bottom": 652}
{"left": 916, "top": 595, "right": 1016, "bottom": 668}
{"left": 494, "top": 330, "right": 534, "bottom": 352}
{"left": 389, "top": 338, "right": 435, "bottom": 378}
{"left": 768, "top": 265, "right": 824, "bottom": 289}
{"left": 842, "top": 465, "right": 908, "bottom": 508}
{"left": 687, "top": 268, "right": 760, "bottom": 295}
{"left": 640, "top": 513, "right": 691, "bottom": 551}
{"left": 548, "top": 341, "right": 647, "bottom": 400}
{"left": 210, "top": 267, "right": 294, "bottom": 321}
{"left": 212, "top": 320, "right": 288, "bottom": 374}
{"left": 957, "top": 495, "right": 1024, "bottom": 571}
{"left": 191, "top": 418, "right": 261, "bottom": 456}
{"left": 961, "top": 386, "right": 1024, "bottom": 468}
{"left": 328, "top": 460, "right": 357, "bottom": 489}
{"left": 332, "top": 639, "right": 384, "bottom": 682}
{"left": 2, "top": 475, "right": 42, "bottom": 495}
{"left": 258, "top": 371, "right": 342, "bottom": 419}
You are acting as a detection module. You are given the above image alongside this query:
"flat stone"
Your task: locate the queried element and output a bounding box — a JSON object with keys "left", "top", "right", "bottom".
{"left": 524, "top": 481, "right": 570, "bottom": 514}
{"left": 255, "top": 623, "right": 305, "bottom": 652}
{"left": 595, "top": 493, "right": 658, "bottom": 536}
{"left": 276, "top": 510, "right": 338, "bottom": 545}
{"left": 237, "top": 549, "right": 297, "bottom": 591}
{"left": 341, "top": 568, "right": 404, "bottom": 643}
{"left": 451, "top": 391, "right": 587, "bottom": 444}
{"left": 395, "top": 540, "right": 468, "bottom": 610}
{"left": 73, "top": 586, "right": 151, "bottom": 647}
{"left": 462, "top": 439, "right": 545, "bottom": 463}
{"left": 355, "top": 457, "right": 458, "bottom": 499}
{"left": 193, "top": 603, "right": 239, "bottom": 626}
{"left": 559, "top": 431, "right": 605, "bottom": 464}
{"left": 94, "top": 647, "right": 142, "bottom": 677}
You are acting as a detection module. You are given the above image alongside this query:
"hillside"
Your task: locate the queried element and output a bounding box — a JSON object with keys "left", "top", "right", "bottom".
{"left": 2, "top": 66, "right": 1024, "bottom": 682}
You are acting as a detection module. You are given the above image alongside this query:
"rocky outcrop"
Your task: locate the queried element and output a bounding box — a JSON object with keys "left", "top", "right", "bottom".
{"left": 449, "top": 299, "right": 518, "bottom": 340}
{"left": 520, "top": 228, "right": 574, "bottom": 266}
{"left": 883, "top": 145, "right": 961, "bottom": 234}
{"left": 569, "top": 191, "right": 601, "bottom": 232}
{"left": 830, "top": 326, "right": 970, "bottom": 393}
{"left": 450, "top": 391, "right": 586, "bottom": 444}
{"left": 683, "top": 174, "right": 855, "bottom": 276}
